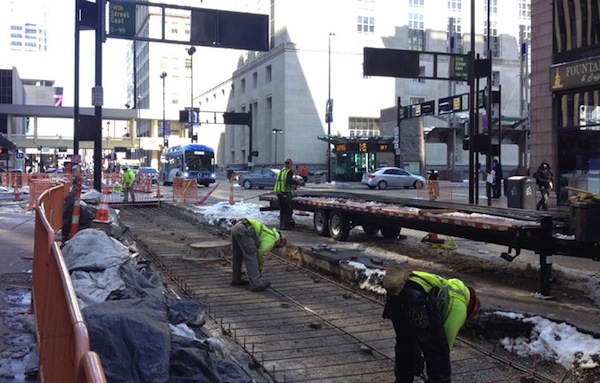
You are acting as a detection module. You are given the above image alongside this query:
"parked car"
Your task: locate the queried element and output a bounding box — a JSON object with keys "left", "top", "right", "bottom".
{"left": 361, "top": 167, "right": 426, "bottom": 190}
{"left": 238, "top": 168, "right": 280, "bottom": 189}
{"left": 238, "top": 168, "right": 303, "bottom": 189}
{"left": 137, "top": 167, "right": 158, "bottom": 184}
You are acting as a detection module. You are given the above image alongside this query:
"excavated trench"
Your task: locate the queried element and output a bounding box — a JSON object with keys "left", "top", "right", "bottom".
{"left": 116, "top": 204, "right": 595, "bottom": 383}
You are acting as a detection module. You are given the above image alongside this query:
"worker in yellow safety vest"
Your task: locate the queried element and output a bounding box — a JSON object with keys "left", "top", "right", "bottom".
{"left": 383, "top": 267, "right": 480, "bottom": 383}
{"left": 274, "top": 158, "right": 303, "bottom": 230}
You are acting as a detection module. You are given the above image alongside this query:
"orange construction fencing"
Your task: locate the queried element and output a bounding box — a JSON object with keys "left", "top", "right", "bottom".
{"left": 172, "top": 177, "right": 198, "bottom": 205}
{"left": 33, "top": 182, "right": 107, "bottom": 382}
{"left": 416, "top": 180, "right": 453, "bottom": 201}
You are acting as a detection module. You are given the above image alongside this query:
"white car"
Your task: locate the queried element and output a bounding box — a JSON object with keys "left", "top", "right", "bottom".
{"left": 361, "top": 167, "right": 426, "bottom": 190}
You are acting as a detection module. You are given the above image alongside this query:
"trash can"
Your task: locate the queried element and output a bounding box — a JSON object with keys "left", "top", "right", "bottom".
{"left": 507, "top": 176, "right": 537, "bottom": 210}
{"left": 569, "top": 201, "right": 600, "bottom": 243}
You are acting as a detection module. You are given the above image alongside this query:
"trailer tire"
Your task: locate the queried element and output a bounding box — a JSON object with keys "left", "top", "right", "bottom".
{"left": 380, "top": 226, "right": 401, "bottom": 239}
{"left": 329, "top": 212, "right": 350, "bottom": 241}
{"left": 314, "top": 210, "right": 330, "bottom": 237}
{"left": 362, "top": 225, "right": 379, "bottom": 235}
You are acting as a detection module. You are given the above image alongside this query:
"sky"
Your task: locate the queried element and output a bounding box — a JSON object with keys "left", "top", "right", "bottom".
{"left": 1, "top": 192, "right": 599, "bottom": 372}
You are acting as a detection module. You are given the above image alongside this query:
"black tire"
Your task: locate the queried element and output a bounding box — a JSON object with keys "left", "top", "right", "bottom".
{"left": 314, "top": 210, "right": 330, "bottom": 236}
{"left": 362, "top": 225, "right": 379, "bottom": 235}
{"left": 242, "top": 179, "right": 253, "bottom": 189}
{"left": 328, "top": 212, "right": 350, "bottom": 241}
{"left": 414, "top": 180, "right": 424, "bottom": 189}
{"left": 377, "top": 180, "right": 388, "bottom": 190}
{"left": 380, "top": 226, "right": 401, "bottom": 239}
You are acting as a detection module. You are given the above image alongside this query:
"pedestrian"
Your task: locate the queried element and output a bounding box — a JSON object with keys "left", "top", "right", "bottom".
{"left": 230, "top": 218, "right": 287, "bottom": 292}
{"left": 534, "top": 161, "right": 553, "bottom": 211}
{"left": 274, "top": 158, "right": 303, "bottom": 230}
{"left": 428, "top": 169, "right": 439, "bottom": 200}
{"left": 299, "top": 164, "right": 309, "bottom": 183}
{"left": 382, "top": 265, "right": 480, "bottom": 383}
{"left": 226, "top": 166, "right": 234, "bottom": 181}
{"left": 491, "top": 159, "right": 503, "bottom": 198}
{"left": 122, "top": 166, "right": 136, "bottom": 203}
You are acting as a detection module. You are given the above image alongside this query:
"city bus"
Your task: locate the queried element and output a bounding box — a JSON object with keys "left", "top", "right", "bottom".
{"left": 161, "top": 144, "right": 216, "bottom": 186}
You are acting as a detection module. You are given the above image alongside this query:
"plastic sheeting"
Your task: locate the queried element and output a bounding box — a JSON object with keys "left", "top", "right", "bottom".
{"left": 65, "top": 229, "right": 254, "bottom": 382}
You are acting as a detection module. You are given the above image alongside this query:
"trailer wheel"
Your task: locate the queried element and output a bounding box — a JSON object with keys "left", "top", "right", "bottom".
{"left": 380, "top": 226, "right": 401, "bottom": 239}
{"left": 313, "top": 210, "right": 330, "bottom": 237}
{"left": 362, "top": 225, "right": 379, "bottom": 235}
{"left": 329, "top": 212, "right": 350, "bottom": 241}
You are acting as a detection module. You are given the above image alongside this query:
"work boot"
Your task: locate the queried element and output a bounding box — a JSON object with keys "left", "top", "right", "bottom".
{"left": 250, "top": 281, "right": 271, "bottom": 292}
{"left": 231, "top": 279, "right": 250, "bottom": 286}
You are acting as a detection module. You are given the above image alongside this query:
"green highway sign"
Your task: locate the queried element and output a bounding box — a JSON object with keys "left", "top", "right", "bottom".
{"left": 109, "top": 1, "right": 136, "bottom": 37}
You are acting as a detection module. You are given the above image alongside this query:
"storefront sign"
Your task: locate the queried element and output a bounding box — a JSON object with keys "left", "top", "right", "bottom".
{"left": 550, "top": 56, "right": 600, "bottom": 92}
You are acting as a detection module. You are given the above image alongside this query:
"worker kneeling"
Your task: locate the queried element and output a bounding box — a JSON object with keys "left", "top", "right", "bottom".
{"left": 231, "top": 218, "right": 287, "bottom": 292}
{"left": 383, "top": 266, "right": 480, "bottom": 383}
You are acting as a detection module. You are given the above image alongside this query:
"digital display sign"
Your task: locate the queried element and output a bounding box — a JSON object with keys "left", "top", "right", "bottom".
{"left": 334, "top": 143, "right": 394, "bottom": 153}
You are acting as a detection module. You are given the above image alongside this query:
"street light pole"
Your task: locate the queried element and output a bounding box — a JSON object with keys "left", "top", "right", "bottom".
{"left": 272, "top": 129, "right": 282, "bottom": 166}
{"left": 327, "top": 32, "right": 335, "bottom": 183}
{"left": 160, "top": 71, "right": 167, "bottom": 147}
{"left": 187, "top": 46, "right": 196, "bottom": 142}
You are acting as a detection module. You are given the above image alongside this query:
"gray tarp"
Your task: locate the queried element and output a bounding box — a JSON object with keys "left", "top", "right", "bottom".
{"left": 64, "top": 229, "right": 253, "bottom": 382}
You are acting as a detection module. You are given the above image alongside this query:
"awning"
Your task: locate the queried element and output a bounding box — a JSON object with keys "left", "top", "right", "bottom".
{"left": 0, "top": 133, "right": 16, "bottom": 150}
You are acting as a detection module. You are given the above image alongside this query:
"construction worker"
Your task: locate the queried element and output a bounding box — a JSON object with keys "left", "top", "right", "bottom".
{"left": 382, "top": 266, "right": 480, "bottom": 383}
{"left": 274, "top": 158, "right": 303, "bottom": 230}
{"left": 230, "top": 218, "right": 287, "bottom": 292}
{"left": 122, "top": 166, "right": 136, "bottom": 203}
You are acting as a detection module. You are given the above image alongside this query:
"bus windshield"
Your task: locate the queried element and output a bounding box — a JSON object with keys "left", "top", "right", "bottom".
{"left": 185, "top": 150, "right": 214, "bottom": 171}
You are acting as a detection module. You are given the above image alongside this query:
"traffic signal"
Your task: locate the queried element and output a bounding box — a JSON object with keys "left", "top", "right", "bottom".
{"left": 251, "top": 150, "right": 259, "bottom": 157}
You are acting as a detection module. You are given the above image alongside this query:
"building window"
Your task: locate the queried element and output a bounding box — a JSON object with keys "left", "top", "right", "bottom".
{"left": 349, "top": 117, "right": 380, "bottom": 137}
{"left": 519, "top": 0, "right": 530, "bottom": 19}
{"left": 266, "top": 65, "right": 272, "bottom": 83}
{"left": 484, "top": 20, "right": 499, "bottom": 58}
{"left": 448, "top": 0, "right": 461, "bottom": 11}
{"left": 448, "top": 17, "right": 463, "bottom": 53}
{"left": 241, "top": 79, "right": 246, "bottom": 94}
{"left": 410, "top": 97, "right": 425, "bottom": 105}
{"left": 492, "top": 71, "right": 500, "bottom": 87}
{"left": 185, "top": 58, "right": 191, "bottom": 70}
{"left": 484, "top": 0, "right": 497, "bottom": 15}
{"left": 357, "top": 16, "right": 375, "bottom": 34}
{"left": 409, "top": 0, "right": 424, "bottom": 7}
{"left": 252, "top": 72, "right": 258, "bottom": 89}
{"left": 408, "top": 13, "right": 425, "bottom": 51}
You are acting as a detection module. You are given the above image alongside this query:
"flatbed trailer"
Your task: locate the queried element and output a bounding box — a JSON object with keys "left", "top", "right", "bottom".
{"left": 259, "top": 190, "right": 599, "bottom": 295}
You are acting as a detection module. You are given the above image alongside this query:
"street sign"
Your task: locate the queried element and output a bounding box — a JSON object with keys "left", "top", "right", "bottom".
{"left": 450, "top": 55, "right": 469, "bottom": 80}
{"left": 109, "top": 2, "right": 136, "bottom": 37}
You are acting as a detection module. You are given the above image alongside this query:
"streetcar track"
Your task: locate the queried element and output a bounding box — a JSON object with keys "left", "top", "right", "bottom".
{"left": 119, "top": 205, "right": 566, "bottom": 383}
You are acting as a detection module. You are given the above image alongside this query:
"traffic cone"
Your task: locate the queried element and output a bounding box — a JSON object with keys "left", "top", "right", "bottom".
{"left": 68, "top": 180, "right": 82, "bottom": 240}
{"left": 422, "top": 232, "right": 445, "bottom": 244}
{"left": 95, "top": 188, "right": 110, "bottom": 223}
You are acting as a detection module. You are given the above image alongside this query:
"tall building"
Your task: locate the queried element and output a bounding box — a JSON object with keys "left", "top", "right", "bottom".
{"left": 198, "top": 0, "right": 531, "bottom": 180}
{"left": 530, "top": 0, "right": 600, "bottom": 205}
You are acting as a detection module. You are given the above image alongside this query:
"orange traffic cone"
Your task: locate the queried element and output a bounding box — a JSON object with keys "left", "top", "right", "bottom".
{"left": 95, "top": 188, "right": 110, "bottom": 223}
{"left": 422, "top": 232, "right": 444, "bottom": 244}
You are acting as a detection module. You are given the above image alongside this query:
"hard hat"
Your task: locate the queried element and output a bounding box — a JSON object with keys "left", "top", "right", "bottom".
{"left": 466, "top": 286, "right": 480, "bottom": 319}
{"left": 284, "top": 158, "right": 293, "bottom": 164}
{"left": 276, "top": 233, "right": 287, "bottom": 248}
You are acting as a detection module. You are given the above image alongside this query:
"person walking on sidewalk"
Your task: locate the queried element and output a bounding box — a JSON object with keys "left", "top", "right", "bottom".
{"left": 274, "top": 158, "right": 303, "bottom": 230}
{"left": 534, "top": 161, "right": 553, "bottom": 211}
{"left": 230, "top": 218, "right": 287, "bottom": 292}
{"left": 122, "top": 166, "right": 136, "bottom": 203}
{"left": 382, "top": 266, "right": 480, "bottom": 383}
{"left": 491, "top": 159, "right": 503, "bottom": 198}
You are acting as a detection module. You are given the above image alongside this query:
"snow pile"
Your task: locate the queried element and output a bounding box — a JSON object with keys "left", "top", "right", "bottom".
{"left": 497, "top": 312, "right": 600, "bottom": 369}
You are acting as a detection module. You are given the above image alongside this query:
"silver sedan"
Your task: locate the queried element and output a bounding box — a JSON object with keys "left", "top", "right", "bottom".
{"left": 361, "top": 167, "right": 426, "bottom": 190}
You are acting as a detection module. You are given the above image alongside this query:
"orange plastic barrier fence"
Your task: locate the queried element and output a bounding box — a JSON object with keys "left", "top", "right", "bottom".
{"left": 28, "top": 179, "right": 61, "bottom": 210}
{"left": 172, "top": 177, "right": 198, "bottom": 205}
{"left": 33, "top": 182, "right": 107, "bottom": 383}
{"left": 416, "top": 180, "right": 453, "bottom": 201}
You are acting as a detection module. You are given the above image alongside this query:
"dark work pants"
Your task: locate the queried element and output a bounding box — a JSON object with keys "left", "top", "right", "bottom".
{"left": 537, "top": 186, "right": 549, "bottom": 211}
{"left": 386, "top": 284, "right": 451, "bottom": 383}
{"left": 231, "top": 222, "right": 263, "bottom": 288}
{"left": 277, "top": 193, "right": 293, "bottom": 229}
